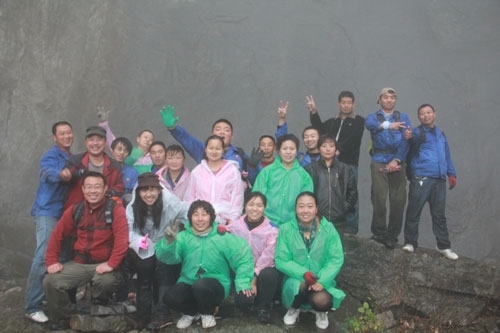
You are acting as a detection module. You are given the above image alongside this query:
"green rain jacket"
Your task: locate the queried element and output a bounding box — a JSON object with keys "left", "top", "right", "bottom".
{"left": 155, "top": 222, "right": 254, "bottom": 298}
{"left": 252, "top": 157, "right": 313, "bottom": 226}
{"left": 275, "top": 217, "right": 345, "bottom": 309}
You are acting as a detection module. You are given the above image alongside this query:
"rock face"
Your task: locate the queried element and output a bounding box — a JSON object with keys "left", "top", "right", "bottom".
{"left": 339, "top": 235, "right": 500, "bottom": 327}
{"left": 1, "top": 0, "right": 500, "bottom": 263}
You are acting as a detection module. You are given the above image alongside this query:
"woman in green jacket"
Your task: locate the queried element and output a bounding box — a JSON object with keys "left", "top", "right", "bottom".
{"left": 252, "top": 134, "right": 314, "bottom": 226}
{"left": 155, "top": 200, "right": 254, "bottom": 329}
{"left": 276, "top": 192, "right": 345, "bottom": 330}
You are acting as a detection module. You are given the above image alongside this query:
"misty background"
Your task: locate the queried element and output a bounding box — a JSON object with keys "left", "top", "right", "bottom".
{"left": 1, "top": 0, "right": 499, "bottom": 270}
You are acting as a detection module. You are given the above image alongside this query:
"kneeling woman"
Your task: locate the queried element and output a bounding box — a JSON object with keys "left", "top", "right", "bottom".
{"left": 276, "top": 192, "right": 345, "bottom": 330}
{"left": 156, "top": 200, "right": 254, "bottom": 329}
{"left": 126, "top": 173, "right": 189, "bottom": 329}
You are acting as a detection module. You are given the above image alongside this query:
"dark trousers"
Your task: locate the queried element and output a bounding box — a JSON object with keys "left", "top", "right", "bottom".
{"left": 404, "top": 176, "right": 451, "bottom": 249}
{"left": 235, "top": 267, "right": 281, "bottom": 311}
{"left": 291, "top": 282, "right": 333, "bottom": 312}
{"left": 164, "top": 279, "right": 224, "bottom": 316}
{"left": 127, "top": 250, "right": 181, "bottom": 321}
{"left": 370, "top": 162, "right": 407, "bottom": 241}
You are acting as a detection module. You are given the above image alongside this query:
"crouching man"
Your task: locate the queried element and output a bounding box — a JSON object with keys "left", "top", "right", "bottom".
{"left": 43, "top": 171, "right": 129, "bottom": 330}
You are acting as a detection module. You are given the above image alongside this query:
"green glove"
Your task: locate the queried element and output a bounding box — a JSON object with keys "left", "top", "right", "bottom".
{"left": 124, "top": 147, "right": 144, "bottom": 166}
{"left": 160, "top": 105, "right": 179, "bottom": 130}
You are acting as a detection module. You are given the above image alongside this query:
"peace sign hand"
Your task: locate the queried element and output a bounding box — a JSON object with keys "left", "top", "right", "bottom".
{"left": 164, "top": 219, "right": 181, "bottom": 244}
{"left": 306, "top": 95, "right": 317, "bottom": 114}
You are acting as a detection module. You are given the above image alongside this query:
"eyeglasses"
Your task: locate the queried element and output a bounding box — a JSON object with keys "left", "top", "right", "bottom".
{"left": 83, "top": 184, "right": 104, "bottom": 191}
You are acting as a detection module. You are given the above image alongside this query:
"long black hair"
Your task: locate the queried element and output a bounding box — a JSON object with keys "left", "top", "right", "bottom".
{"left": 132, "top": 187, "right": 164, "bottom": 233}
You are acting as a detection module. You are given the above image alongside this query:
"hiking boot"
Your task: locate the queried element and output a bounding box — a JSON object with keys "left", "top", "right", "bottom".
{"left": 258, "top": 309, "right": 271, "bottom": 323}
{"left": 436, "top": 247, "right": 459, "bottom": 260}
{"left": 201, "top": 314, "right": 216, "bottom": 328}
{"left": 315, "top": 311, "right": 329, "bottom": 329}
{"left": 176, "top": 314, "right": 200, "bottom": 329}
{"left": 25, "top": 311, "right": 48, "bottom": 323}
{"left": 283, "top": 308, "right": 300, "bottom": 325}
{"left": 402, "top": 244, "right": 414, "bottom": 253}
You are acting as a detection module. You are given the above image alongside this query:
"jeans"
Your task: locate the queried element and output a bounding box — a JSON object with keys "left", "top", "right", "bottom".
{"left": 370, "top": 162, "right": 407, "bottom": 242}
{"left": 25, "top": 216, "right": 59, "bottom": 314}
{"left": 404, "top": 176, "right": 451, "bottom": 249}
{"left": 344, "top": 165, "right": 359, "bottom": 233}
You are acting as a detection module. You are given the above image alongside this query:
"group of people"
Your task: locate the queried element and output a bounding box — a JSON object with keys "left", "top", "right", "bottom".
{"left": 24, "top": 86, "right": 458, "bottom": 331}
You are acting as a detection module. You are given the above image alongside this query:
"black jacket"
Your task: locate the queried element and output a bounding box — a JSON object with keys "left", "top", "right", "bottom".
{"left": 305, "top": 159, "right": 358, "bottom": 226}
{"left": 310, "top": 113, "right": 365, "bottom": 166}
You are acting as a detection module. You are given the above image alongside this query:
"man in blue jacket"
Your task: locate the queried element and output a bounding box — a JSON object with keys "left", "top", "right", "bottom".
{"left": 365, "top": 88, "right": 411, "bottom": 249}
{"left": 25, "top": 121, "right": 74, "bottom": 323}
{"left": 402, "top": 104, "right": 458, "bottom": 260}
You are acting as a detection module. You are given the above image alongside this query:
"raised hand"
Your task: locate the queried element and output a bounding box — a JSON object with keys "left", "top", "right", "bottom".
{"left": 248, "top": 147, "right": 263, "bottom": 167}
{"left": 164, "top": 219, "right": 181, "bottom": 244}
{"left": 306, "top": 95, "right": 317, "bottom": 113}
{"left": 160, "top": 105, "right": 179, "bottom": 129}
{"left": 97, "top": 106, "right": 111, "bottom": 122}
{"left": 277, "top": 100, "right": 289, "bottom": 125}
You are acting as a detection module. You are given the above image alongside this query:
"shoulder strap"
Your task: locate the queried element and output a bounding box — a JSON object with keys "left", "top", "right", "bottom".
{"left": 72, "top": 201, "right": 85, "bottom": 226}
{"left": 72, "top": 199, "right": 115, "bottom": 226}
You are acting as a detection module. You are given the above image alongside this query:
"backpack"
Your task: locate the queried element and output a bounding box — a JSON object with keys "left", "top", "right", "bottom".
{"left": 61, "top": 199, "right": 117, "bottom": 263}
{"left": 236, "top": 147, "right": 253, "bottom": 202}
{"left": 405, "top": 125, "right": 429, "bottom": 179}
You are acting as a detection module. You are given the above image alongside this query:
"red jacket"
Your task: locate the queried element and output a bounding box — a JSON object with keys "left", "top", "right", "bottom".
{"left": 46, "top": 199, "right": 129, "bottom": 269}
{"left": 63, "top": 152, "right": 124, "bottom": 210}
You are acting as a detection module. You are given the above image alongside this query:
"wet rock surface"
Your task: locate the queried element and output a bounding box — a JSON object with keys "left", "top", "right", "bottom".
{"left": 1, "top": 234, "right": 499, "bottom": 332}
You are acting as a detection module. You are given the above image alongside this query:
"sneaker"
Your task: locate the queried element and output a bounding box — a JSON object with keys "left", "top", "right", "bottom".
{"left": 436, "top": 247, "right": 459, "bottom": 260}
{"left": 25, "top": 311, "right": 49, "bottom": 323}
{"left": 283, "top": 308, "right": 300, "bottom": 325}
{"left": 315, "top": 311, "right": 329, "bottom": 329}
{"left": 176, "top": 314, "right": 199, "bottom": 329}
{"left": 201, "top": 314, "right": 216, "bottom": 328}
{"left": 402, "top": 244, "right": 414, "bottom": 253}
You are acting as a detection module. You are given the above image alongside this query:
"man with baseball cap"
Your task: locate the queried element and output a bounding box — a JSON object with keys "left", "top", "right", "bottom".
{"left": 60, "top": 125, "right": 124, "bottom": 210}
{"left": 365, "top": 88, "right": 412, "bottom": 249}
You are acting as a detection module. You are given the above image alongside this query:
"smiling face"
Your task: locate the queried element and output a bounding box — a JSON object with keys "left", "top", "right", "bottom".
{"left": 165, "top": 150, "right": 185, "bottom": 173}
{"left": 212, "top": 122, "right": 233, "bottom": 148}
{"left": 295, "top": 194, "right": 318, "bottom": 226}
{"left": 138, "top": 186, "right": 161, "bottom": 206}
{"left": 112, "top": 142, "right": 130, "bottom": 163}
{"left": 205, "top": 138, "right": 224, "bottom": 163}
{"left": 53, "top": 124, "right": 74, "bottom": 152}
{"left": 303, "top": 128, "right": 319, "bottom": 152}
{"left": 279, "top": 139, "right": 297, "bottom": 166}
{"left": 245, "top": 196, "right": 265, "bottom": 223}
{"left": 150, "top": 144, "right": 166, "bottom": 168}
{"left": 418, "top": 105, "right": 436, "bottom": 128}
{"left": 82, "top": 176, "right": 107, "bottom": 207}
{"left": 190, "top": 207, "right": 212, "bottom": 233}
{"left": 85, "top": 135, "right": 106, "bottom": 157}
{"left": 379, "top": 93, "right": 397, "bottom": 112}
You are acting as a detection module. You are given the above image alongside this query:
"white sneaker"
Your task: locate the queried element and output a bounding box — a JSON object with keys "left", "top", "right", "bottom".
{"left": 283, "top": 308, "right": 300, "bottom": 325}
{"left": 201, "top": 314, "right": 216, "bottom": 328}
{"left": 402, "top": 244, "right": 414, "bottom": 253}
{"left": 436, "top": 247, "right": 459, "bottom": 260}
{"left": 315, "top": 311, "right": 329, "bottom": 329}
{"left": 25, "top": 311, "right": 49, "bottom": 323}
{"left": 176, "top": 314, "right": 200, "bottom": 329}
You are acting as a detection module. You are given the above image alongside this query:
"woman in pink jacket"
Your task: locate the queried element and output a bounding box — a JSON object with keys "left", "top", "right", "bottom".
{"left": 184, "top": 135, "right": 244, "bottom": 224}
{"left": 226, "top": 192, "right": 280, "bottom": 323}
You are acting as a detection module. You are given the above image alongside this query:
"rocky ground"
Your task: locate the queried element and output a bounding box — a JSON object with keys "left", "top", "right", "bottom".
{"left": 1, "top": 277, "right": 499, "bottom": 332}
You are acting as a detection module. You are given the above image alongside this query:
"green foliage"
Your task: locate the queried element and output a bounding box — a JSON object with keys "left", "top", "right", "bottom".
{"left": 343, "top": 301, "right": 384, "bottom": 333}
